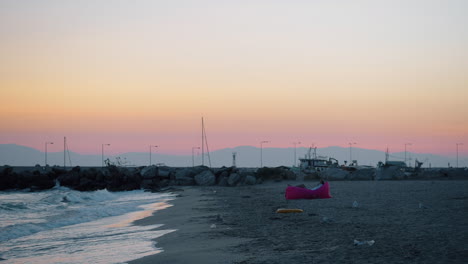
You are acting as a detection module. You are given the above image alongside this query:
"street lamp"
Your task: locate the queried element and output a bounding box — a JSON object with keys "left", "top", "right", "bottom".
{"left": 260, "top": 141, "right": 269, "bottom": 168}
{"left": 404, "top": 143, "right": 412, "bottom": 166}
{"left": 149, "top": 145, "right": 158, "bottom": 166}
{"left": 456, "top": 143, "right": 463, "bottom": 168}
{"left": 192, "top": 147, "right": 200, "bottom": 167}
{"left": 45, "top": 142, "right": 54, "bottom": 167}
{"left": 102, "top": 144, "right": 110, "bottom": 167}
{"left": 293, "top": 141, "right": 301, "bottom": 167}
{"left": 348, "top": 142, "right": 356, "bottom": 164}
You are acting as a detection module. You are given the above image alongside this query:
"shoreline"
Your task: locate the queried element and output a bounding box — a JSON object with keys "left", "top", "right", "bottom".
{"left": 128, "top": 187, "right": 250, "bottom": 264}
{"left": 129, "top": 180, "right": 468, "bottom": 264}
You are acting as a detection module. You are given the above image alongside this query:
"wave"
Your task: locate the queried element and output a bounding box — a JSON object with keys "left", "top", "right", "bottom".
{"left": 0, "top": 187, "right": 174, "bottom": 243}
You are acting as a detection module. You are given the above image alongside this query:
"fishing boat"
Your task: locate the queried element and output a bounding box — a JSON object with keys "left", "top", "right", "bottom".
{"left": 285, "top": 182, "right": 332, "bottom": 200}
{"left": 299, "top": 147, "right": 339, "bottom": 172}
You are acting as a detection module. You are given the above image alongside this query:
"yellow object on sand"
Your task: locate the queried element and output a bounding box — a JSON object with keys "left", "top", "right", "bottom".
{"left": 276, "top": 208, "right": 304, "bottom": 213}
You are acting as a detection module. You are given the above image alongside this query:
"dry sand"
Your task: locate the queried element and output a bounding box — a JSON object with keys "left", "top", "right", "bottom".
{"left": 129, "top": 180, "right": 468, "bottom": 264}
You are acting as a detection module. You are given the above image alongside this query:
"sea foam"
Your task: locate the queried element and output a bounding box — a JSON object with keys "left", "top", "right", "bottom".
{"left": 0, "top": 187, "right": 176, "bottom": 263}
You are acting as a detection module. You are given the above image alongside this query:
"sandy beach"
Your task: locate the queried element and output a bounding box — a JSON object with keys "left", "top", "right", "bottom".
{"left": 129, "top": 180, "right": 468, "bottom": 264}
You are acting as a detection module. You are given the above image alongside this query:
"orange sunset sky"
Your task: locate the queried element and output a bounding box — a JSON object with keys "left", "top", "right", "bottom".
{"left": 1, "top": 0, "right": 467, "bottom": 156}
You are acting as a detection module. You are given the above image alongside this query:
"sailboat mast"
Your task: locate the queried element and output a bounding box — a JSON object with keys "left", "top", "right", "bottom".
{"left": 64, "top": 137, "right": 66, "bottom": 168}
{"left": 385, "top": 147, "right": 389, "bottom": 163}
{"left": 202, "top": 117, "right": 205, "bottom": 166}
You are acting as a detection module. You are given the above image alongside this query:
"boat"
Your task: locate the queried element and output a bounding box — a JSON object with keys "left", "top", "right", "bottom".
{"left": 299, "top": 147, "right": 339, "bottom": 172}
{"left": 285, "top": 182, "right": 332, "bottom": 200}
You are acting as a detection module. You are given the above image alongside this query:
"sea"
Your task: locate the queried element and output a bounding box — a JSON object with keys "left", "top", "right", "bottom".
{"left": 0, "top": 186, "right": 176, "bottom": 264}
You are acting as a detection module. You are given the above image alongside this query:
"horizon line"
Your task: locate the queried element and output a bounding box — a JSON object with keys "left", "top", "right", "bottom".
{"left": 1, "top": 143, "right": 466, "bottom": 158}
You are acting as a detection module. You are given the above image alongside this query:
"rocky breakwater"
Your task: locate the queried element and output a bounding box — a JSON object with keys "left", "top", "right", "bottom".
{"left": 2, "top": 165, "right": 465, "bottom": 192}
{"left": 0, "top": 165, "right": 303, "bottom": 192}
{"left": 318, "top": 166, "right": 468, "bottom": 180}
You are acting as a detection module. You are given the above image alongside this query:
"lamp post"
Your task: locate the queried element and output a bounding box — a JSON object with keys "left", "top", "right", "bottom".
{"left": 404, "top": 143, "right": 412, "bottom": 166}
{"left": 260, "top": 141, "right": 269, "bottom": 168}
{"left": 348, "top": 142, "right": 356, "bottom": 164}
{"left": 149, "top": 145, "right": 158, "bottom": 166}
{"left": 192, "top": 147, "right": 200, "bottom": 167}
{"left": 293, "top": 141, "right": 301, "bottom": 167}
{"left": 456, "top": 143, "right": 463, "bottom": 168}
{"left": 45, "top": 142, "right": 54, "bottom": 167}
{"left": 102, "top": 144, "right": 110, "bottom": 167}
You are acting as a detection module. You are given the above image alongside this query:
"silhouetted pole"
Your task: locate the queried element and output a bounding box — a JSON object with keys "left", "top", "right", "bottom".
{"left": 192, "top": 147, "right": 200, "bottom": 167}
{"left": 63, "top": 137, "right": 67, "bottom": 168}
{"left": 150, "top": 145, "right": 158, "bottom": 166}
{"left": 456, "top": 143, "right": 463, "bottom": 168}
{"left": 348, "top": 142, "right": 356, "bottom": 164}
{"left": 260, "top": 141, "right": 269, "bottom": 168}
{"left": 404, "top": 143, "right": 412, "bottom": 166}
{"left": 202, "top": 117, "right": 204, "bottom": 166}
{"left": 102, "top": 144, "right": 110, "bottom": 167}
{"left": 45, "top": 142, "right": 54, "bottom": 167}
{"left": 293, "top": 141, "right": 301, "bottom": 167}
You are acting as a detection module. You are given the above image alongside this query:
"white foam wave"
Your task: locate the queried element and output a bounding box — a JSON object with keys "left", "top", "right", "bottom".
{"left": 0, "top": 188, "right": 174, "bottom": 242}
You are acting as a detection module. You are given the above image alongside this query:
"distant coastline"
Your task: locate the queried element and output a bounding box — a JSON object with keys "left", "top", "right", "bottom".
{"left": 1, "top": 144, "right": 467, "bottom": 168}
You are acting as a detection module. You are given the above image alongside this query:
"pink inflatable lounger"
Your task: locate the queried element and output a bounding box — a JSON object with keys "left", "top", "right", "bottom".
{"left": 285, "top": 182, "right": 332, "bottom": 200}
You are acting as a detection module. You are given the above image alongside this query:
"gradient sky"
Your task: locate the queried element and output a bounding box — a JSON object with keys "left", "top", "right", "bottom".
{"left": 1, "top": 0, "right": 467, "bottom": 156}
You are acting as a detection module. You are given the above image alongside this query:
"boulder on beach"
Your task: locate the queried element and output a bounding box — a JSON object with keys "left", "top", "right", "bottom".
{"left": 320, "top": 168, "right": 349, "bottom": 180}
{"left": 375, "top": 166, "right": 405, "bottom": 180}
{"left": 228, "top": 173, "right": 241, "bottom": 186}
{"left": 194, "top": 170, "right": 216, "bottom": 186}
{"left": 175, "top": 176, "right": 195, "bottom": 185}
{"left": 174, "top": 168, "right": 196, "bottom": 185}
{"left": 0, "top": 166, "right": 17, "bottom": 190}
{"left": 140, "top": 165, "right": 158, "bottom": 179}
{"left": 243, "top": 175, "right": 257, "bottom": 185}
{"left": 158, "top": 166, "right": 173, "bottom": 178}
{"left": 218, "top": 176, "right": 229, "bottom": 186}
{"left": 348, "top": 168, "right": 375, "bottom": 180}
{"left": 256, "top": 167, "right": 295, "bottom": 181}
{"left": 304, "top": 172, "right": 320, "bottom": 181}
{"left": 57, "top": 171, "right": 81, "bottom": 188}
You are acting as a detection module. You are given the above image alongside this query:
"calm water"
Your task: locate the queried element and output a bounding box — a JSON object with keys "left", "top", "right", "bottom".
{"left": 0, "top": 186, "right": 176, "bottom": 263}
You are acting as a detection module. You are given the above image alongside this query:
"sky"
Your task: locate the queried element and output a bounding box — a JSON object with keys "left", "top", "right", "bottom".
{"left": 1, "top": 0, "right": 467, "bottom": 157}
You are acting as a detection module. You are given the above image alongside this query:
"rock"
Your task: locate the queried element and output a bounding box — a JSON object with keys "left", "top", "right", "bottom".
{"left": 194, "top": 170, "right": 216, "bottom": 186}
{"left": 218, "top": 176, "right": 229, "bottom": 186}
{"left": 228, "top": 173, "right": 241, "bottom": 186}
{"left": 375, "top": 166, "right": 405, "bottom": 180}
{"left": 243, "top": 175, "right": 256, "bottom": 185}
{"left": 158, "top": 166, "right": 173, "bottom": 178}
{"left": 21, "top": 169, "right": 55, "bottom": 190}
{"left": 140, "top": 165, "right": 158, "bottom": 179}
{"left": 256, "top": 167, "right": 295, "bottom": 181}
{"left": 292, "top": 170, "right": 307, "bottom": 181}
{"left": 57, "top": 171, "right": 81, "bottom": 188}
{"left": 141, "top": 179, "right": 156, "bottom": 189}
{"left": 0, "top": 166, "right": 17, "bottom": 190}
{"left": 51, "top": 167, "right": 67, "bottom": 175}
{"left": 348, "top": 168, "right": 375, "bottom": 180}
{"left": 175, "top": 168, "right": 196, "bottom": 179}
{"left": 218, "top": 171, "right": 229, "bottom": 180}
{"left": 82, "top": 168, "right": 99, "bottom": 181}
{"left": 190, "top": 166, "right": 210, "bottom": 177}
{"left": 304, "top": 172, "right": 320, "bottom": 181}
{"left": 121, "top": 168, "right": 141, "bottom": 190}
{"left": 76, "top": 177, "right": 99, "bottom": 191}
{"left": 107, "top": 167, "right": 141, "bottom": 191}
{"left": 213, "top": 166, "right": 235, "bottom": 177}
{"left": 173, "top": 168, "right": 197, "bottom": 185}
{"left": 176, "top": 176, "right": 195, "bottom": 185}
{"left": 320, "top": 168, "right": 349, "bottom": 180}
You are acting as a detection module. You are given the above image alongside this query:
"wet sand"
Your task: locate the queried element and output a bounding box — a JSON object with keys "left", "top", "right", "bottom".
{"left": 129, "top": 180, "right": 468, "bottom": 264}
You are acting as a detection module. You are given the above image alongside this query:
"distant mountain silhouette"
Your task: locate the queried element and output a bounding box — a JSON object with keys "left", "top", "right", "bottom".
{"left": 0, "top": 144, "right": 464, "bottom": 168}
